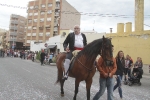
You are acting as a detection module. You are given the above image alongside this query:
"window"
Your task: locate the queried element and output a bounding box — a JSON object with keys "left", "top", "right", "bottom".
{"left": 28, "top": 26, "right": 32, "bottom": 30}
{"left": 33, "top": 19, "right": 37, "bottom": 23}
{"left": 46, "top": 32, "right": 50, "bottom": 36}
{"left": 47, "top": 10, "right": 52, "bottom": 14}
{"left": 29, "top": 13, "right": 32, "bottom": 16}
{"left": 40, "top": 18, "right": 44, "bottom": 22}
{"left": 34, "top": 13, "right": 38, "bottom": 16}
{"left": 19, "top": 32, "right": 23, "bottom": 34}
{"left": 56, "top": 4, "right": 60, "bottom": 8}
{"left": 47, "top": 18, "right": 51, "bottom": 21}
{"left": 32, "top": 40, "right": 36, "bottom": 42}
{"left": 28, "top": 19, "right": 32, "bottom": 23}
{"left": 40, "top": 11, "right": 45, "bottom": 15}
{"left": 34, "top": 5, "right": 38, "bottom": 9}
{"left": 29, "top": 6, "right": 34, "bottom": 9}
{"left": 27, "top": 40, "right": 31, "bottom": 43}
{"left": 55, "top": 12, "right": 59, "bottom": 16}
{"left": 39, "top": 40, "right": 43, "bottom": 42}
{"left": 20, "top": 20, "right": 24, "bottom": 23}
{"left": 19, "top": 38, "right": 23, "bottom": 40}
{"left": 32, "top": 33, "right": 36, "bottom": 36}
{"left": 33, "top": 26, "right": 37, "bottom": 30}
{"left": 27, "top": 33, "right": 31, "bottom": 36}
{"left": 48, "top": 3, "right": 52, "bottom": 7}
{"left": 20, "top": 26, "right": 23, "bottom": 29}
{"left": 39, "top": 33, "right": 43, "bottom": 36}
{"left": 41, "top": 4, "right": 45, "bottom": 8}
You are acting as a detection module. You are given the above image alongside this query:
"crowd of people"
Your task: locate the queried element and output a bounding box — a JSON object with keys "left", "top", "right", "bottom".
{"left": 0, "top": 49, "right": 38, "bottom": 60}
{"left": 0, "top": 49, "right": 55, "bottom": 66}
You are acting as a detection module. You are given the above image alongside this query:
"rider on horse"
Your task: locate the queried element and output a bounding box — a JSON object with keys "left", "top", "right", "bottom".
{"left": 63, "top": 25, "right": 87, "bottom": 80}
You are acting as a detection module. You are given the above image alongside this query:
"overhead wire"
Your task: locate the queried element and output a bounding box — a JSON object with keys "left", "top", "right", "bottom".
{"left": 0, "top": 3, "right": 150, "bottom": 18}
{"left": 0, "top": 3, "right": 149, "bottom": 29}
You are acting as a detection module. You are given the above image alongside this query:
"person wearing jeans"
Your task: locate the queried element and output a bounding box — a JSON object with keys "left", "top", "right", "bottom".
{"left": 93, "top": 56, "right": 117, "bottom": 100}
{"left": 114, "top": 75, "right": 123, "bottom": 98}
{"left": 113, "top": 51, "right": 125, "bottom": 99}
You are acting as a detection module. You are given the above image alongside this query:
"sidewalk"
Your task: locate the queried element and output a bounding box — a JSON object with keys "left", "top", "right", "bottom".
{"left": 142, "top": 73, "right": 150, "bottom": 79}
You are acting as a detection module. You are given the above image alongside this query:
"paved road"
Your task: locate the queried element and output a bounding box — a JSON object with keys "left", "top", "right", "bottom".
{"left": 0, "top": 57, "right": 150, "bottom": 100}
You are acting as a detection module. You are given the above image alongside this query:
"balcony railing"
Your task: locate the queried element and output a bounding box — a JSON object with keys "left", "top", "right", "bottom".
{"left": 9, "top": 38, "right": 17, "bottom": 42}
{"left": 53, "top": 33, "right": 58, "bottom": 36}
{"left": 9, "top": 26, "right": 18, "bottom": 30}
{"left": 10, "top": 32, "right": 17, "bottom": 36}
{"left": 53, "top": 27, "right": 58, "bottom": 31}
{"left": 11, "top": 15, "right": 18, "bottom": 18}
{"left": 55, "top": 6, "right": 60, "bottom": 9}
{"left": 39, "top": 26, "right": 44, "bottom": 30}
{"left": 45, "top": 25, "right": 50, "bottom": 29}
{"left": 56, "top": 0, "right": 60, "bottom": 2}
{"left": 55, "top": 12, "right": 59, "bottom": 16}
{"left": 11, "top": 20, "right": 18, "bottom": 24}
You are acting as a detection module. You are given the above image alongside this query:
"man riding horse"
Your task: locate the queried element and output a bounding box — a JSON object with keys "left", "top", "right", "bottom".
{"left": 63, "top": 25, "right": 87, "bottom": 80}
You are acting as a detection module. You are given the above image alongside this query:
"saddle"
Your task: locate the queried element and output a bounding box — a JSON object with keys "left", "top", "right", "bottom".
{"left": 69, "top": 50, "right": 81, "bottom": 70}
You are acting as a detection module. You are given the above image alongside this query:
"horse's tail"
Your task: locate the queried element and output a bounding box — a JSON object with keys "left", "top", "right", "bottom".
{"left": 55, "top": 53, "right": 66, "bottom": 84}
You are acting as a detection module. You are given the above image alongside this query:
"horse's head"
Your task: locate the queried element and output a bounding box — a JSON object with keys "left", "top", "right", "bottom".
{"left": 101, "top": 36, "right": 113, "bottom": 59}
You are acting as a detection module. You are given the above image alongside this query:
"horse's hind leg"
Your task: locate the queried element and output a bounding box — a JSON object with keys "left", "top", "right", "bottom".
{"left": 73, "top": 79, "right": 80, "bottom": 100}
{"left": 85, "top": 79, "right": 92, "bottom": 100}
{"left": 60, "top": 79, "right": 65, "bottom": 96}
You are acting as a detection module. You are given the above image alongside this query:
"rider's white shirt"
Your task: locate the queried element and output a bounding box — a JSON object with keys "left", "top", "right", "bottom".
{"left": 74, "top": 33, "right": 84, "bottom": 48}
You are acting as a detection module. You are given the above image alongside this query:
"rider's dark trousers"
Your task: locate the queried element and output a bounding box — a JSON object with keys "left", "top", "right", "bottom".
{"left": 65, "top": 51, "right": 73, "bottom": 60}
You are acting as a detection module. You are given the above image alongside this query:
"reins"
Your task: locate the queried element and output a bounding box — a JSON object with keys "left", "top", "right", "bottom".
{"left": 77, "top": 59, "right": 95, "bottom": 72}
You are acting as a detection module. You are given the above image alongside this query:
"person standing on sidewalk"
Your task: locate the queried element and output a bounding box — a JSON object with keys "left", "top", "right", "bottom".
{"left": 40, "top": 49, "right": 46, "bottom": 66}
{"left": 113, "top": 50, "right": 125, "bottom": 100}
{"left": 124, "top": 55, "right": 133, "bottom": 82}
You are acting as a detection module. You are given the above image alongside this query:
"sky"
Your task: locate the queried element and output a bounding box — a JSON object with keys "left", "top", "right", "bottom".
{"left": 0, "top": 0, "right": 149, "bottom": 33}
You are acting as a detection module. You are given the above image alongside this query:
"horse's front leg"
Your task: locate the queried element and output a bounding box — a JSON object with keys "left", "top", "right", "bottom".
{"left": 60, "top": 79, "right": 65, "bottom": 96}
{"left": 73, "top": 79, "right": 80, "bottom": 100}
{"left": 85, "top": 79, "right": 92, "bottom": 100}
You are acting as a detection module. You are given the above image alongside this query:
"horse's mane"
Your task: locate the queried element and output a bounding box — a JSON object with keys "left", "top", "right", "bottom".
{"left": 76, "top": 38, "right": 103, "bottom": 66}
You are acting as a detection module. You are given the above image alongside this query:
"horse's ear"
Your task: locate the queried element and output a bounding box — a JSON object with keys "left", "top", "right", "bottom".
{"left": 102, "top": 35, "right": 105, "bottom": 41}
{"left": 103, "top": 35, "right": 105, "bottom": 39}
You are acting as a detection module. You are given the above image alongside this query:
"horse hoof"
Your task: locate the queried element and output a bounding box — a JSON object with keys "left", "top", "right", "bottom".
{"left": 61, "top": 93, "right": 64, "bottom": 97}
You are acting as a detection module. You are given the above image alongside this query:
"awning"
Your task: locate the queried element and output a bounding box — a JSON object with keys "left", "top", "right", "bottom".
{"left": 47, "top": 45, "right": 56, "bottom": 49}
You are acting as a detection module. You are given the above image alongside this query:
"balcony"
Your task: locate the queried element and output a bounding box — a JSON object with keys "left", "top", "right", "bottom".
{"left": 45, "top": 25, "right": 50, "bottom": 29}
{"left": 11, "top": 20, "right": 18, "bottom": 24}
{"left": 55, "top": 12, "right": 59, "bottom": 16}
{"left": 10, "top": 32, "right": 17, "bottom": 36}
{"left": 11, "top": 15, "right": 18, "bottom": 18}
{"left": 39, "top": 26, "right": 43, "bottom": 29}
{"left": 55, "top": 6, "right": 60, "bottom": 9}
{"left": 53, "top": 33, "right": 58, "bottom": 36}
{"left": 56, "top": 0, "right": 60, "bottom": 3}
{"left": 9, "top": 26, "right": 18, "bottom": 30}
{"left": 53, "top": 27, "right": 58, "bottom": 31}
{"left": 54, "top": 21, "right": 58, "bottom": 26}
{"left": 9, "top": 38, "right": 17, "bottom": 42}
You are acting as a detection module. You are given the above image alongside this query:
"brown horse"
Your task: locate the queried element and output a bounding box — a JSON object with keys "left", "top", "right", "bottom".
{"left": 55, "top": 36, "right": 112, "bottom": 100}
